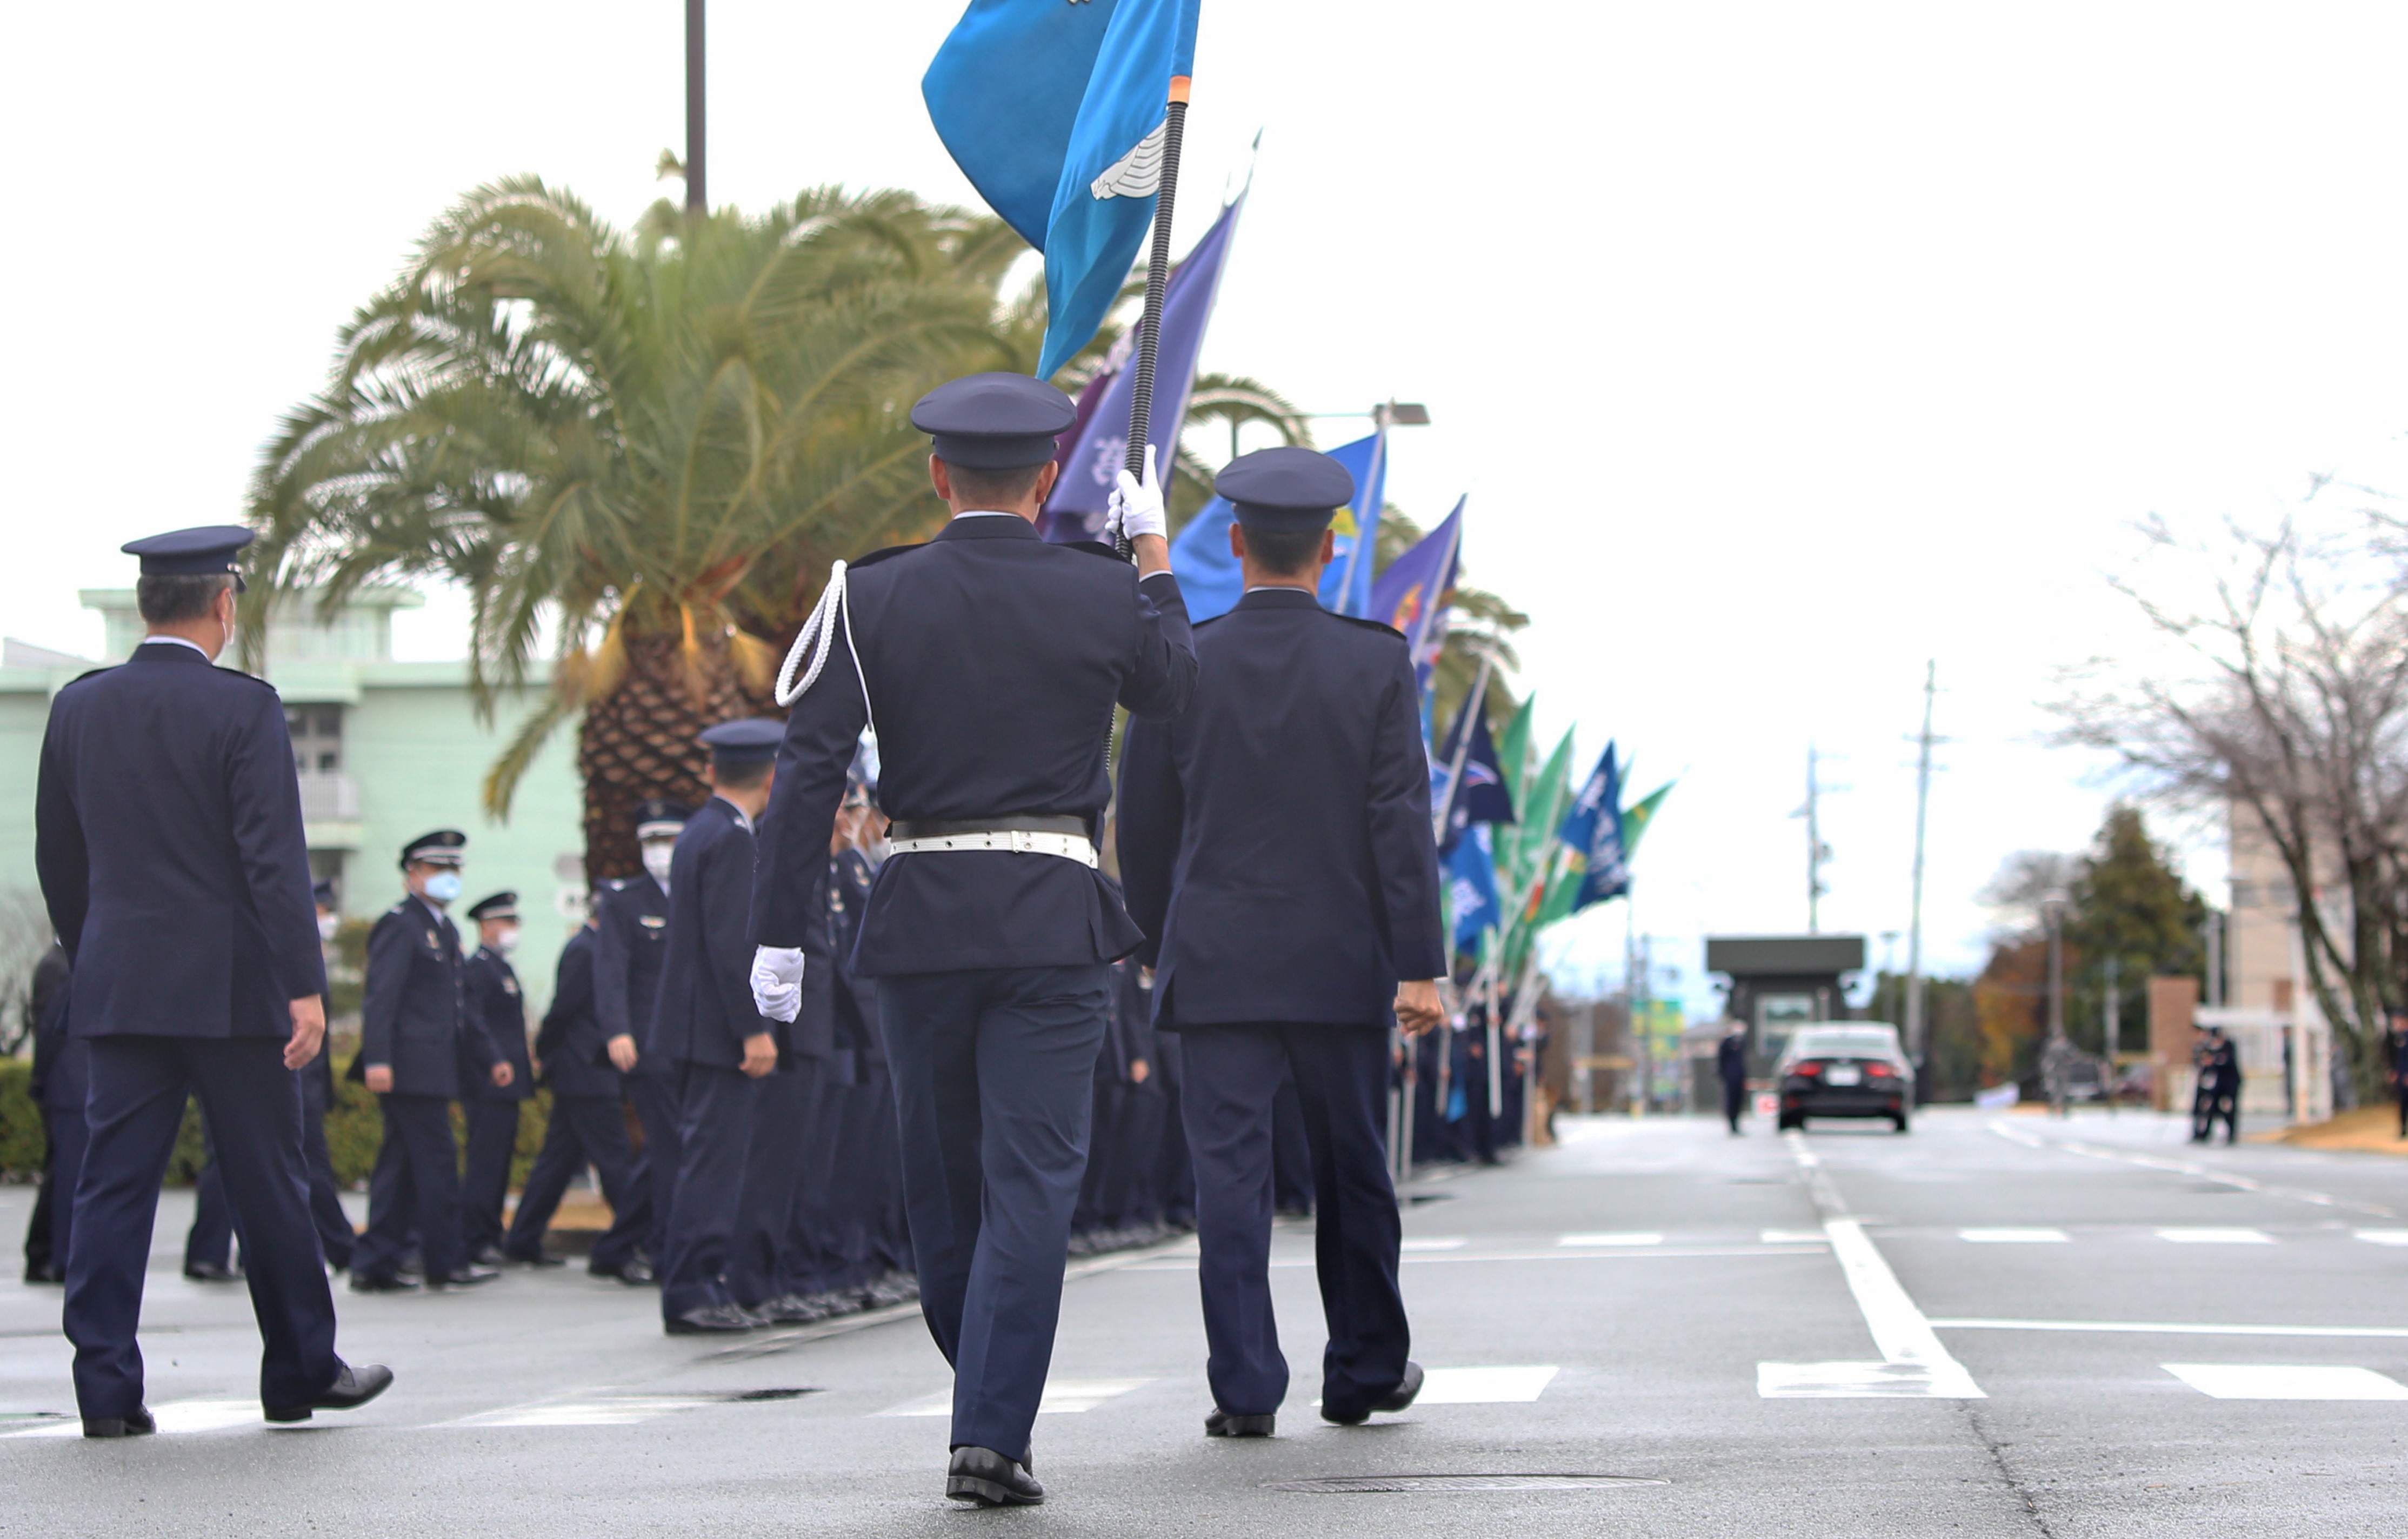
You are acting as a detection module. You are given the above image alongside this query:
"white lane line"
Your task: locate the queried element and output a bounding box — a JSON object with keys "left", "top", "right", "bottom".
{"left": 1123, "top": 1244, "right": 1823, "bottom": 1271}
{"left": 1987, "top": 1121, "right": 2396, "bottom": 1217}
{"left": 2356, "top": 1230, "right": 2408, "bottom": 1246}
{"left": 1312, "top": 1365, "right": 1559, "bottom": 1409}
{"left": 2163, "top": 1364, "right": 2408, "bottom": 1401}
{"left": 456, "top": 1395, "right": 722, "bottom": 1428}
{"left": 1958, "top": 1228, "right": 2070, "bottom": 1243}
{"left": 1760, "top": 1229, "right": 1828, "bottom": 1245}
{"left": 6, "top": 1398, "right": 261, "bottom": 1438}
{"left": 1557, "top": 1232, "right": 1663, "bottom": 1248}
{"left": 1759, "top": 1133, "right": 1983, "bottom": 1399}
{"left": 1932, "top": 1318, "right": 2408, "bottom": 1339}
{"left": 1400, "top": 1238, "right": 1468, "bottom": 1251}
{"left": 2156, "top": 1228, "right": 2273, "bottom": 1244}
{"left": 878, "top": 1378, "right": 1152, "bottom": 1417}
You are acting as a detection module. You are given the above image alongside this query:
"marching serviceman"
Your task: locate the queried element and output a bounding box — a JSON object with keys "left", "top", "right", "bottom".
{"left": 23, "top": 944, "right": 79, "bottom": 1285}
{"left": 654, "top": 720, "right": 786, "bottom": 1335}
{"left": 506, "top": 908, "right": 651, "bottom": 1280}
{"left": 458, "top": 891, "right": 535, "bottom": 1265}
{"left": 596, "top": 800, "right": 686, "bottom": 1270}
{"left": 1117, "top": 447, "right": 1448, "bottom": 1438}
{"left": 748, "top": 373, "right": 1195, "bottom": 1505}
{"left": 35, "top": 525, "right": 390, "bottom": 1435}
{"left": 348, "top": 830, "right": 510, "bottom": 1293}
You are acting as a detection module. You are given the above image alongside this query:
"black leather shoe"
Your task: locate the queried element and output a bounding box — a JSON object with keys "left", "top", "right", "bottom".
{"left": 265, "top": 1362, "right": 394, "bottom": 1424}
{"left": 502, "top": 1249, "right": 567, "bottom": 1269}
{"left": 589, "top": 1258, "right": 655, "bottom": 1285}
{"left": 348, "top": 1272, "right": 422, "bottom": 1294}
{"left": 1205, "top": 1408, "right": 1276, "bottom": 1437}
{"left": 664, "top": 1303, "right": 758, "bottom": 1335}
{"left": 24, "top": 1262, "right": 64, "bottom": 1285}
{"left": 946, "top": 1445, "right": 1043, "bottom": 1506}
{"left": 183, "top": 1261, "right": 242, "bottom": 1283}
{"left": 1322, "top": 1361, "right": 1424, "bottom": 1425}
{"left": 428, "top": 1265, "right": 501, "bottom": 1289}
{"left": 82, "top": 1408, "right": 156, "bottom": 1439}
{"left": 753, "top": 1293, "right": 831, "bottom": 1325}
{"left": 470, "top": 1245, "right": 508, "bottom": 1267}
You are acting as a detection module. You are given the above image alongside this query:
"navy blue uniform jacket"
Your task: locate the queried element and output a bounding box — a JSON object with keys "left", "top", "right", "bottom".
{"left": 750, "top": 517, "right": 1195, "bottom": 974}
{"left": 653, "top": 797, "right": 776, "bottom": 1069}
{"left": 593, "top": 876, "right": 672, "bottom": 1074}
{"left": 1118, "top": 587, "right": 1445, "bottom": 1029}
{"left": 35, "top": 643, "right": 325, "bottom": 1037}
{"left": 358, "top": 898, "right": 497, "bottom": 1098}
{"left": 29, "top": 950, "right": 85, "bottom": 1113}
{"left": 537, "top": 927, "right": 620, "bottom": 1098}
{"left": 461, "top": 948, "right": 533, "bottom": 1103}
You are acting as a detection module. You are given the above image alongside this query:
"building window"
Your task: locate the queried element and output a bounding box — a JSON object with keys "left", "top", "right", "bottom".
{"left": 288, "top": 707, "right": 342, "bottom": 773}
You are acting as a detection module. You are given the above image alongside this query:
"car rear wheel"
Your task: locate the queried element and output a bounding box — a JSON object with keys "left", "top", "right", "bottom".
{"left": 1777, "top": 1113, "right": 1802, "bottom": 1131}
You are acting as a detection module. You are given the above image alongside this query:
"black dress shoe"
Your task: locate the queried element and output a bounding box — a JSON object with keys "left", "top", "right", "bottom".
{"left": 428, "top": 1264, "right": 501, "bottom": 1289}
{"left": 82, "top": 1408, "right": 156, "bottom": 1439}
{"left": 664, "top": 1303, "right": 758, "bottom": 1335}
{"left": 24, "top": 1263, "right": 64, "bottom": 1285}
{"left": 1322, "top": 1360, "right": 1424, "bottom": 1425}
{"left": 946, "top": 1445, "right": 1043, "bottom": 1506}
{"left": 589, "top": 1258, "right": 655, "bottom": 1285}
{"left": 1205, "top": 1407, "right": 1276, "bottom": 1437}
{"left": 265, "top": 1362, "right": 395, "bottom": 1424}
{"left": 470, "top": 1245, "right": 507, "bottom": 1267}
{"left": 502, "top": 1248, "right": 567, "bottom": 1269}
{"left": 753, "top": 1293, "right": 831, "bottom": 1325}
{"left": 183, "top": 1261, "right": 242, "bottom": 1283}
{"left": 348, "top": 1272, "right": 422, "bottom": 1294}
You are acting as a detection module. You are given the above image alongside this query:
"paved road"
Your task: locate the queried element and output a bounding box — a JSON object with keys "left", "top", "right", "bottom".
{"left": 3, "top": 1106, "right": 2405, "bottom": 1535}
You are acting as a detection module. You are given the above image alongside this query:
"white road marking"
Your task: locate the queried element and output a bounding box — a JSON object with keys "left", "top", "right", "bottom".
{"left": 877, "top": 1378, "right": 1152, "bottom": 1417}
{"left": 2155, "top": 1228, "right": 2273, "bottom": 1244}
{"left": 1557, "top": 1232, "right": 1664, "bottom": 1248}
{"left": 6, "top": 1398, "right": 260, "bottom": 1438}
{"left": 1932, "top": 1318, "right": 2408, "bottom": 1339}
{"left": 2163, "top": 1363, "right": 2408, "bottom": 1401}
{"left": 1760, "top": 1134, "right": 1984, "bottom": 1399}
{"left": 1987, "top": 1121, "right": 2396, "bottom": 1218}
{"left": 456, "top": 1395, "right": 723, "bottom": 1427}
{"left": 1311, "top": 1364, "right": 1560, "bottom": 1408}
{"left": 1958, "top": 1228, "right": 2071, "bottom": 1243}
{"left": 1122, "top": 1244, "right": 1825, "bottom": 1272}
{"left": 2355, "top": 1230, "right": 2408, "bottom": 1246}
{"left": 1400, "top": 1238, "right": 1468, "bottom": 1251}
{"left": 1760, "top": 1229, "right": 1829, "bottom": 1245}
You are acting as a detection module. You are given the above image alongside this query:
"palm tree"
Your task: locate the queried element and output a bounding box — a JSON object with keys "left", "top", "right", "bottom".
{"left": 247, "top": 177, "right": 1030, "bottom": 877}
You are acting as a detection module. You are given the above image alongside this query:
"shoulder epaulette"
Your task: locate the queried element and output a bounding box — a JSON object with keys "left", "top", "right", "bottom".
{"left": 1330, "top": 613, "right": 1406, "bottom": 641}
{"left": 1192, "top": 611, "right": 1230, "bottom": 629}
{"left": 1060, "top": 540, "right": 1126, "bottom": 562}
{"left": 63, "top": 667, "right": 116, "bottom": 687}
{"left": 847, "top": 542, "right": 928, "bottom": 572}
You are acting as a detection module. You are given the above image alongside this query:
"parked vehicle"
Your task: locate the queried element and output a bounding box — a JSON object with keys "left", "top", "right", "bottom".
{"left": 1775, "top": 1023, "right": 1915, "bottom": 1133}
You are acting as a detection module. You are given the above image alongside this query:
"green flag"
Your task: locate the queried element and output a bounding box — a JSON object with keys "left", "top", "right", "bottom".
{"left": 1623, "top": 781, "right": 1674, "bottom": 858}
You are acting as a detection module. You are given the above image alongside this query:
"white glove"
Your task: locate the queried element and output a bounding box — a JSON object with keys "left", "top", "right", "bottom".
{"left": 750, "top": 945, "right": 805, "bottom": 1023}
{"left": 1106, "top": 444, "right": 1166, "bottom": 543}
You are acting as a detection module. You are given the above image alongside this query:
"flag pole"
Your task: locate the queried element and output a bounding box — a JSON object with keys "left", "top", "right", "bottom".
{"left": 1334, "top": 402, "right": 1390, "bottom": 615}
{"left": 1486, "top": 925, "right": 1505, "bottom": 1120}
{"left": 1433, "top": 652, "right": 1495, "bottom": 844}
{"left": 1114, "top": 79, "right": 1193, "bottom": 563}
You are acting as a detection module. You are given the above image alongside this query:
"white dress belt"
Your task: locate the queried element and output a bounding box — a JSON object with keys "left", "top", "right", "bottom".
{"left": 884, "top": 829, "right": 1099, "bottom": 868}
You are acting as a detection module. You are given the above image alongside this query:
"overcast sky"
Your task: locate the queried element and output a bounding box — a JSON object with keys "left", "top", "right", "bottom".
{"left": 10, "top": 2, "right": 2408, "bottom": 1012}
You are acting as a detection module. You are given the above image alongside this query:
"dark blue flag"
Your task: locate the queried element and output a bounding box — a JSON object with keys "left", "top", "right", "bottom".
{"left": 1435, "top": 696, "right": 1516, "bottom": 852}
{"left": 1556, "top": 742, "right": 1631, "bottom": 911}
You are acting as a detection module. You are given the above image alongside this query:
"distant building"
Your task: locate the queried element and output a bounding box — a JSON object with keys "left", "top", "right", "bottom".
{"left": 2213, "top": 808, "right": 2334, "bottom": 1123}
{"left": 0, "top": 588, "right": 585, "bottom": 1011}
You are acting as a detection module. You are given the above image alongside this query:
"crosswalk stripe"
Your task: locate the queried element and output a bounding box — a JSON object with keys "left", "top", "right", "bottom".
{"left": 2162, "top": 1364, "right": 2408, "bottom": 1400}
{"left": 6, "top": 1398, "right": 258, "bottom": 1438}
{"left": 2155, "top": 1228, "right": 2273, "bottom": 1244}
{"left": 2353, "top": 1230, "right": 2408, "bottom": 1246}
{"left": 878, "top": 1378, "right": 1152, "bottom": 1417}
{"left": 1959, "top": 1228, "right": 2070, "bottom": 1243}
{"left": 1556, "top": 1232, "right": 1663, "bottom": 1248}
{"left": 1400, "top": 1237, "right": 1469, "bottom": 1251}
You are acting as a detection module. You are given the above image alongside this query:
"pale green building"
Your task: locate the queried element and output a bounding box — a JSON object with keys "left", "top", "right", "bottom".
{"left": 0, "top": 589, "right": 586, "bottom": 1011}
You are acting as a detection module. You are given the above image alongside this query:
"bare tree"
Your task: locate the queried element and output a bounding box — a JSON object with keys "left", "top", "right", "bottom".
{"left": 0, "top": 889, "right": 56, "bottom": 1056}
{"left": 2052, "top": 505, "right": 2408, "bottom": 1096}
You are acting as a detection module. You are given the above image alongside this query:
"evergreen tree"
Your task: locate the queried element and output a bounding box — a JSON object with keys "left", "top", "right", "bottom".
{"left": 2065, "top": 805, "right": 2208, "bottom": 1056}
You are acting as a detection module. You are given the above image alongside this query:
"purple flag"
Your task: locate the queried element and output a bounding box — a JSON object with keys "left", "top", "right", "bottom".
{"left": 1369, "top": 497, "right": 1463, "bottom": 691}
{"left": 1040, "top": 195, "right": 1245, "bottom": 542}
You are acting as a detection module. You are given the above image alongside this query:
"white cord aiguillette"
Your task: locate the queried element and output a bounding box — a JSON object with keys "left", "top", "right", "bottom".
{"left": 773, "top": 559, "right": 877, "bottom": 737}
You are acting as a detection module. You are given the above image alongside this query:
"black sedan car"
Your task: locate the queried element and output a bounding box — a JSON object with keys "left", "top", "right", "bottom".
{"left": 1774, "top": 1023, "right": 1914, "bottom": 1132}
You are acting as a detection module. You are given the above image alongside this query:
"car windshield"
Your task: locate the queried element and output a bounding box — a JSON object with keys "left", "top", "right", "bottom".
{"left": 1789, "top": 1029, "right": 1898, "bottom": 1061}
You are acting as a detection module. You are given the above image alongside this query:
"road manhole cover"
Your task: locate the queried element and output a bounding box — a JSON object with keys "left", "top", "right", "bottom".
{"left": 1265, "top": 1474, "right": 1665, "bottom": 1494}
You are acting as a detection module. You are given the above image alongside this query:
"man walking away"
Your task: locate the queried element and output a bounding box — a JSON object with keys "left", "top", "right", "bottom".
{"left": 749, "top": 373, "right": 1195, "bottom": 1505}
{"left": 1718, "top": 1021, "right": 1749, "bottom": 1134}
{"left": 36, "top": 525, "right": 389, "bottom": 1435}
{"left": 597, "top": 801, "right": 687, "bottom": 1272}
{"left": 1118, "top": 446, "right": 1446, "bottom": 1440}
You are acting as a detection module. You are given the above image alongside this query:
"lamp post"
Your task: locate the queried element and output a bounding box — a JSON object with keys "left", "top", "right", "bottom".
{"left": 685, "top": 0, "right": 707, "bottom": 214}
{"left": 2042, "top": 889, "right": 2070, "bottom": 1117}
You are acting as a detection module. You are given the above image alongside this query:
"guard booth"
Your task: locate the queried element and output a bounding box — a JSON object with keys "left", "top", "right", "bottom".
{"left": 1705, "top": 935, "right": 1868, "bottom": 1076}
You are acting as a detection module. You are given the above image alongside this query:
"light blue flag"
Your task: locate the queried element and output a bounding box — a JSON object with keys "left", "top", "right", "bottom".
{"left": 1168, "top": 429, "right": 1390, "bottom": 623}
{"left": 1315, "top": 433, "right": 1390, "bottom": 616}
{"left": 1447, "top": 824, "right": 1502, "bottom": 952}
{"left": 924, "top": 0, "right": 1203, "bottom": 381}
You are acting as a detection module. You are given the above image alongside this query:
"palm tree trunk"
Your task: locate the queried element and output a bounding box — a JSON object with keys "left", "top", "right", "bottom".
{"left": 578, "top": 629, "right": 775, "bottom": 881}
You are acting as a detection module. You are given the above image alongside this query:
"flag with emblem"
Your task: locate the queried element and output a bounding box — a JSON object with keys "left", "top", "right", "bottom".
{"left": 1368, "top": 498, "right": 1463, "bottom": 693}
{"left": 923, "top": 0, "right": 1205, "bottom": 381}
{"left": 1554, "top": 743, "right": 1631, "bottom": 913}
{"left": 1447, "top": 824, "right": 1502, "bottom": 951}
{"left": 1433, "top": 695, "right": 1516, "bottom": 854}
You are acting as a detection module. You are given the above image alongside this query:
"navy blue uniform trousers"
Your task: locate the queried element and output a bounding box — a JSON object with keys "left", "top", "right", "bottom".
{"left": 353, "top": 1095, "right": 466, "bottom": 1281}
{"left": 730, "top": 1063, "right": 815, "bottom": 1307}
{"left": 626, "top": 1074, "right": 682, "bottom": 1262}
{"left": 65, "top": 1037, "right": 338, "bottom": 1418}
{"left": 38, "top": 1110, "right": 90, "bottom": 1282}
{"left": 661, "top": 1063, "right": 762, "bottom": 1318}
{"left": 505, "top": 1094, "right": 649, "bottom": 1270}
{"left": 459, "top": 1101, "right": 521, "bottom": 1256}
{"left": 878, "top": 964, "right": 1110, "bottom": 1457}
{"left": 186, "top": 1072, "right": 353, "bottom": 1270}
{"left": 185, "top": 1123, "right": 233, "bottom": 1271}
{"left": 1180, "top": 1023, "right": 1409, "bottom": 1420}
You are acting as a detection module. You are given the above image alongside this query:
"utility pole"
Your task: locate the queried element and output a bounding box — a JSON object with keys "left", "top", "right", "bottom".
{"left": 685, "top": 0, "right": 708, "bottom": 215}
{"left": 2103, "top": 953, "right": 2121, "bottom": 1059}
{"left": 1903, "top": 660, "right": 1938, "bottom": 1076}
{"left": 1797, "top": 746, "right": 1843, "bottom": 932}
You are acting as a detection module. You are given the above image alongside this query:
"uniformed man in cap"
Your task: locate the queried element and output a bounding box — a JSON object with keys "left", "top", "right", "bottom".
{"left": 506, "top": 906, "right": 651, "bottom": 1278}
{"left": 655, "top": 719, "right": 786, "bottom": 1334}
{"left": 349, "top": 830, "right": 511, "bottom": 1291}
{"left": 1118, "top": 447, "right": 1447, "bottom": 1438}
{"left": 749, "top": 372, "right": 1195, "bottom": 1505}
{"left": 35, "top": 525, "right": 390, "bottom": 1435}
{"left": 458, "top": 891, "right": 536, "bottom": 1265}
{"left": 597, "top": 799, "right": 686, "bottom": 1270}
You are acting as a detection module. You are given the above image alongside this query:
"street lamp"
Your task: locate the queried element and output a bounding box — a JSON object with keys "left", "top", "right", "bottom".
{"left": 2041, "top": 890, "right": 2069, "bottom": 1044}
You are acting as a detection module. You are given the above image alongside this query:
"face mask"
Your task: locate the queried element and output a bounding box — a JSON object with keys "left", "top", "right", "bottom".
{"left": 423, "top": 871, "right": 463, "bottom": 904}
{"left": 317, "top": 914, "right": 339, "bottom": 943}
{"left": 492, "top": 928, "right": 521, "bottom": 957}
{"left": 641, "top": 844, "right": 675, "bottom": 888}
